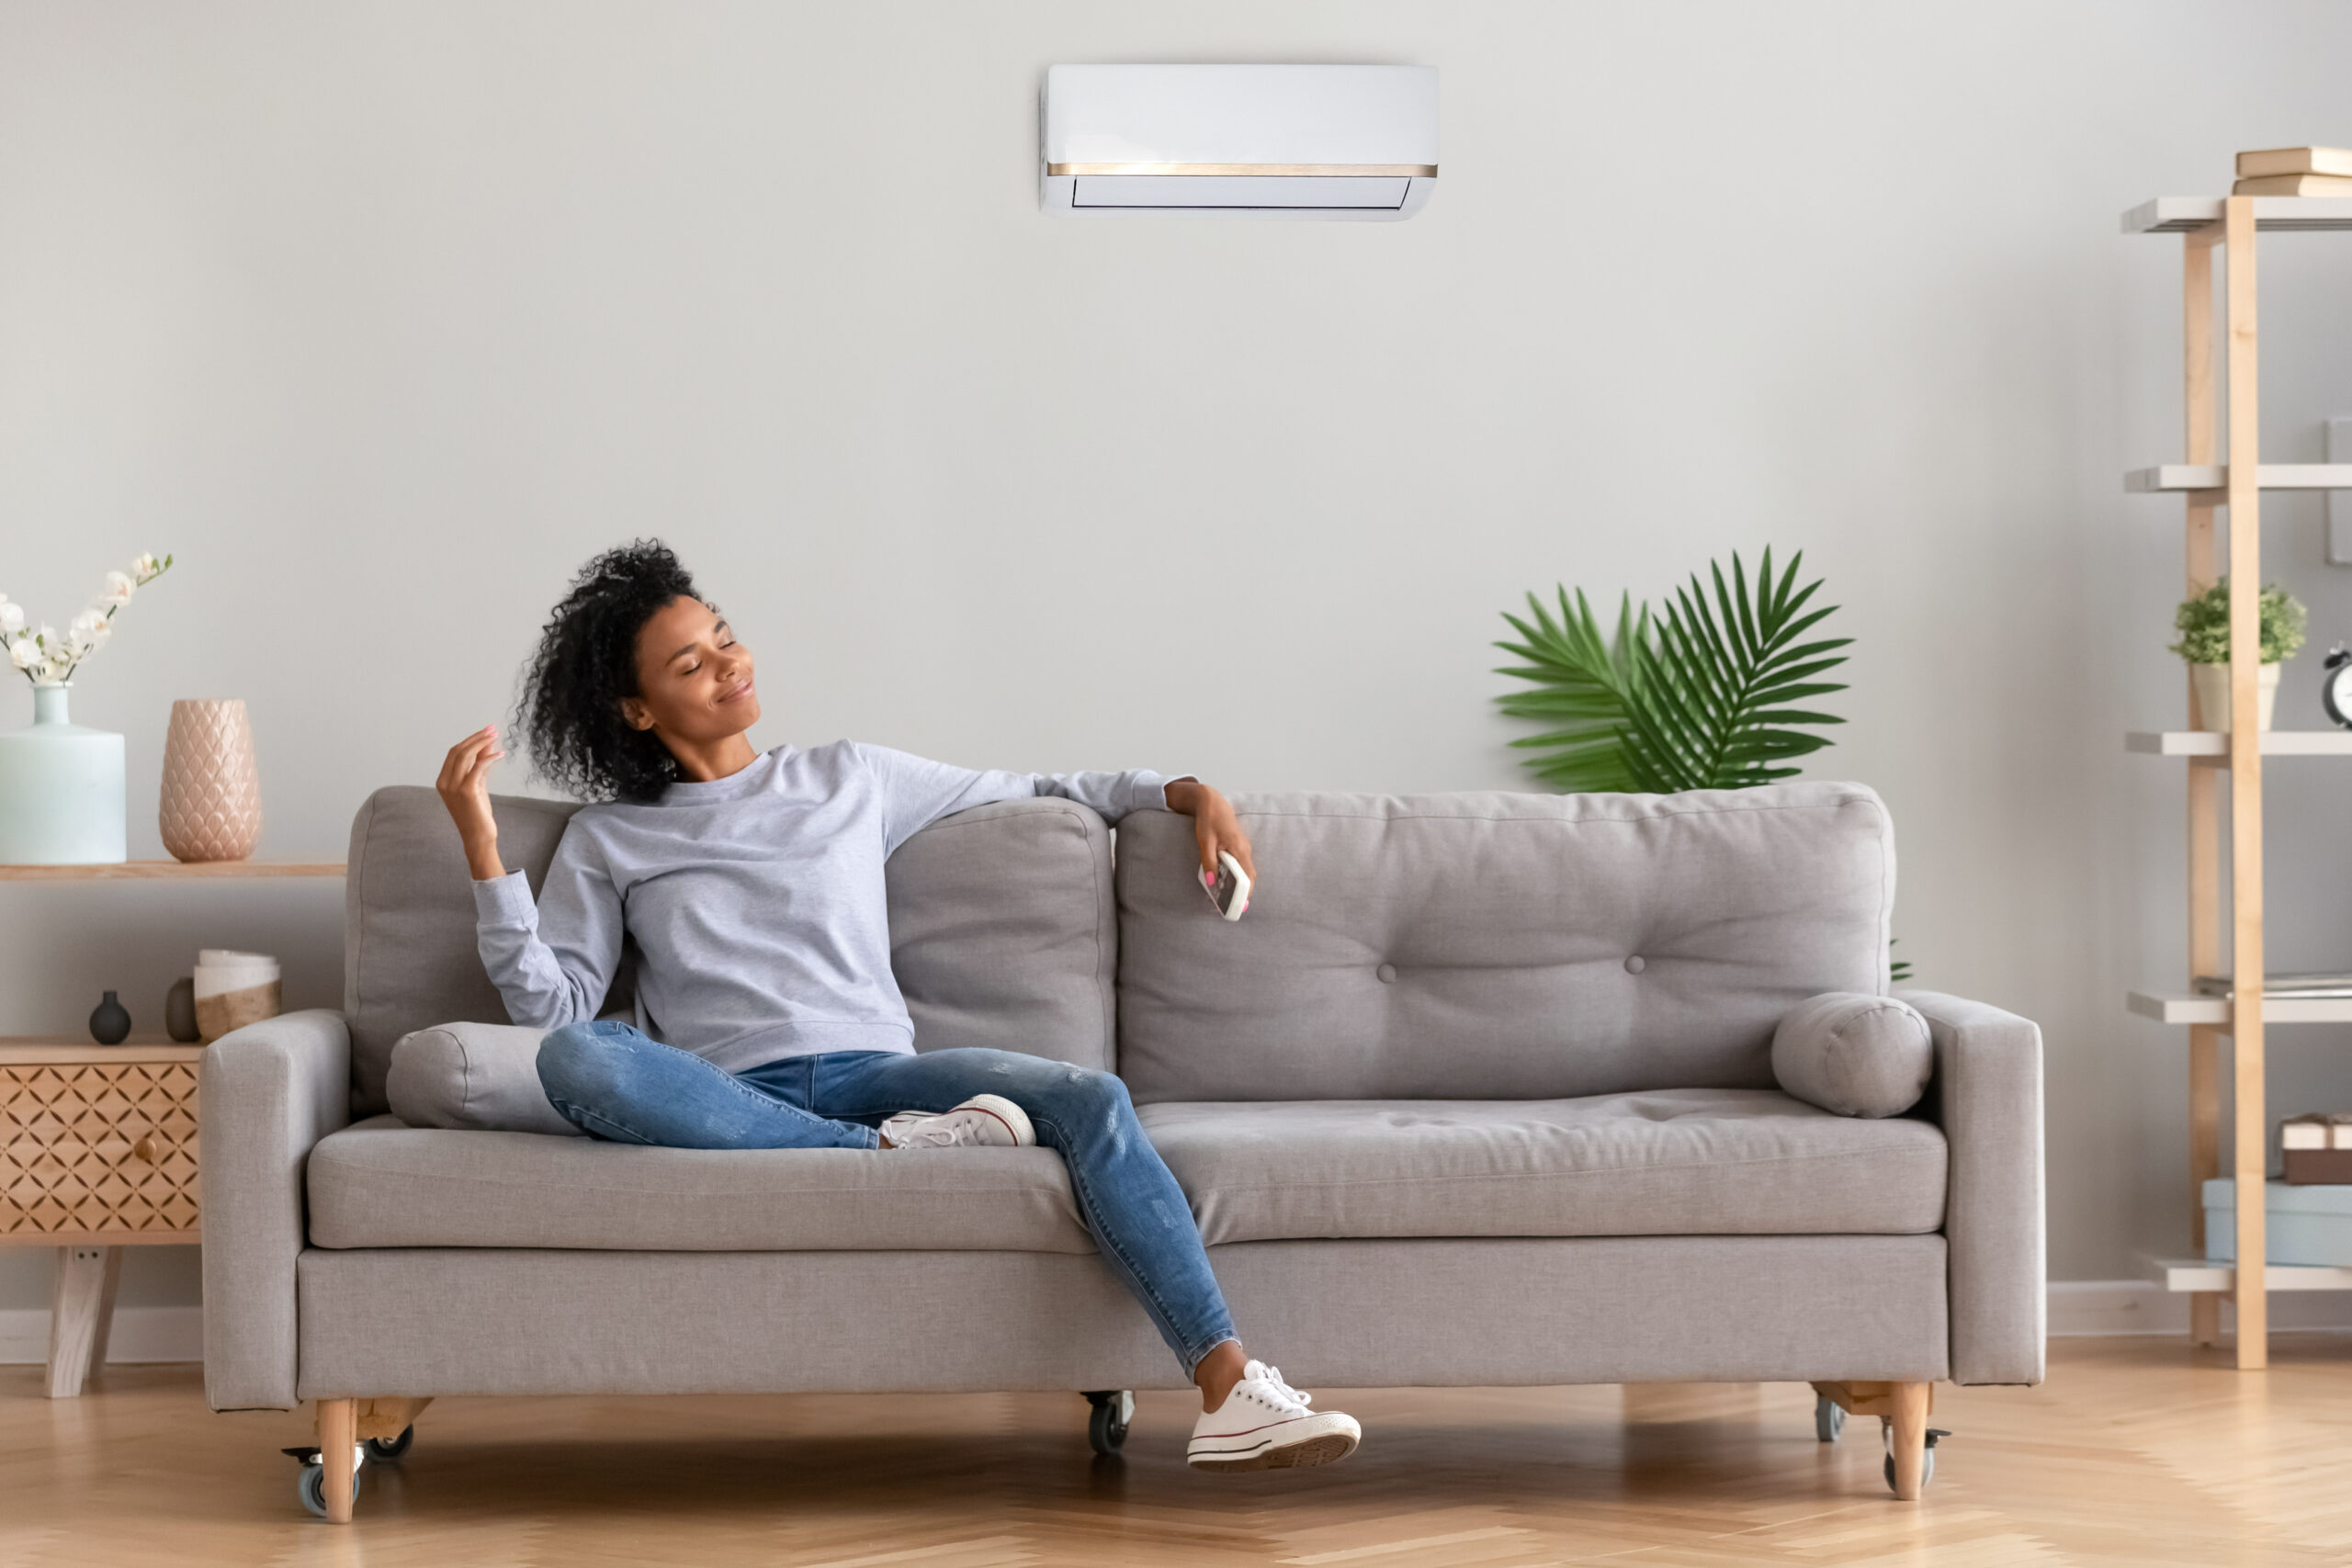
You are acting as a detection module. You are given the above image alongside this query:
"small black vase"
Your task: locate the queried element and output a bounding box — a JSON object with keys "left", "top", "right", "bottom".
{"left": 164, "top": 976, "right": 200, "bottom": 1043}
{"left": 89, "top": 990, "right": 132, "bottom": 1046}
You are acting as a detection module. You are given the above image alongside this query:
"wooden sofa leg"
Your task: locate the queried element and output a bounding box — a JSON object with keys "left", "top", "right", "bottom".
{"left": 1811, "top": 1379, "right": 1937, "bottom": 1501}
{"left": 1888, "top": 1382, "right": 1929, "bottom": 1502}
{"left": 317, "top": 1399, "right": 356, "bottom": 1524}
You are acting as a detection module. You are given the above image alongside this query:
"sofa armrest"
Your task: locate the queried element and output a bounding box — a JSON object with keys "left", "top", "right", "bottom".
{"left": 1900, "top": 989, "right": 2044, "bottom": 1386}
{"left": 200, "top": 1008, "right": 351, "bottom": 1410}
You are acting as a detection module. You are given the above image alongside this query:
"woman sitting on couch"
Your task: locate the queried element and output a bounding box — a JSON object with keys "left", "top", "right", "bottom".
{"left": 434, "top": 540, "right": 1359, "bottom": 1473}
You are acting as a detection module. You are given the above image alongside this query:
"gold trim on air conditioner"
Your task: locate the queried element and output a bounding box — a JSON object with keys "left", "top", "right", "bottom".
{"left": 1046, "top": 163, "right": 1437, "bottom": 177}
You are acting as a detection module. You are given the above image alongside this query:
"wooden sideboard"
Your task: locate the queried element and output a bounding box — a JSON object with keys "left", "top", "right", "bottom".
{"left": 2, "top": 1040, "right": 206, "bottom": 1395}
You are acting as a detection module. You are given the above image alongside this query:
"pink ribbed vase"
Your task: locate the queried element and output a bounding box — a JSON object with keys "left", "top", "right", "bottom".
{"left": 158, "top": 699, "right": 263, "bottom": 863}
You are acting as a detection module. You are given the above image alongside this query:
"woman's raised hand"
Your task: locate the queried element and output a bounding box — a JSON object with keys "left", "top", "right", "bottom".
{"left": 435, "top": 725, "right": 509, "bottom": 881}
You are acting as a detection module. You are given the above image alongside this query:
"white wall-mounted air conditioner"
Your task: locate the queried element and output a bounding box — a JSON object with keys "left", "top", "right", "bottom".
{"left": 1040, "top": 64, "right": 1438, "bottom": 220}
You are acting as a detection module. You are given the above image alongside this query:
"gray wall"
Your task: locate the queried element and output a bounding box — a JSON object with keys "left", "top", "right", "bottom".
{"left": 5, "top": 0, "right": 2352, "bottom": 1314}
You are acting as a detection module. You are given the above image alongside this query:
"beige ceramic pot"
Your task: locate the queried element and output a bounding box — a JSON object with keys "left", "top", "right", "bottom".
{"left": 2190, "top": 661, "right": 2280, "bottom": 733}
{"left": 195, "top": 949, "right": 281, "bottom": 1043}
{"left": 159, "top": 698, "right": 262, "bottom": 862}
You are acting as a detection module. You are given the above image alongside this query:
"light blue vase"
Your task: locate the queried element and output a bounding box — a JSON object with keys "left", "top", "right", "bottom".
{"left": 0, "top": 684, "right": 127, "bottom": 864}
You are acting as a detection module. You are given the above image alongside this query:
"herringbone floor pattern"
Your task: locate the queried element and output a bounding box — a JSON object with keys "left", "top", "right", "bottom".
{"left": 5, "top": 1337, "right": 2348, "bottom": 1565}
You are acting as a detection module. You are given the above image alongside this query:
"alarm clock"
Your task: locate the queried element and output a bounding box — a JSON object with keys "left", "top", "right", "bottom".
{"left": 2324, "top": 645, "right": 2352, "bottom": 730}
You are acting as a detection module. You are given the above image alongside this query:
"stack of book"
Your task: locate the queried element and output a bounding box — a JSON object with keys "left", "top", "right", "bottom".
{"left": 2281, "top": 1114, "right": 2352, "bottom": 1184}
{"left": 2235, "top": 146, "right": 2352, "bottom": 196}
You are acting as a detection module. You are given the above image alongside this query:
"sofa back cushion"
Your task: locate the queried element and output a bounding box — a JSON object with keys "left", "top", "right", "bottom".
{"left": 344, "top": 786, "right": 1116, "bottom": 1116}
{"left": 1112, "top": 783, "right": 1894, "bottom": 1103}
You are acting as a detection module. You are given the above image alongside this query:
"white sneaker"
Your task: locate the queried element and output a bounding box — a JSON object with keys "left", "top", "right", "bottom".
{"left": 878, "top": 1094, "right": 1035, "bottom": 1150}
{"left": 1187, "top": 1360, "right": 1361, "bottom": 1472}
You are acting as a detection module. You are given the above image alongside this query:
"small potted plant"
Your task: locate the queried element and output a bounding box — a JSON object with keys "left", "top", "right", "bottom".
{"left": 2170, "top": 577, "right": 2306, "bottom": 732}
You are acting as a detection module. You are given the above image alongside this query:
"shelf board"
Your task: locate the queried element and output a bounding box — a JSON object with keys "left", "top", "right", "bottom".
{"left": 2127, "top": 990, "right": 2352, "bottom": 1025}
{"left": 2126, "top": 465, "right": 2352, "bottom": 492}
{"left": 0, "top": 860, "right": 345, "bottom": 881}
{"left": 2126, "top": 730, "right": 2352, "bottom": 757}
{"left": 0, "top": 1037, "right": 205, "bottom": 1065}
{"left": 2147, "top": 1255, "right": 2352, "bottom": 1292}
{"left": 2125, "top": 197, "right": 2352, "bottom": 233}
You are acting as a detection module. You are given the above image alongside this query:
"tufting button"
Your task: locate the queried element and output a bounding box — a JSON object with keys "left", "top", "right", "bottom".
{"left": 1624, "top": 955, "right": 1646, "bottom": 974}
{"left": 1375, "top": 963, "right": 1397, "bottom": 984}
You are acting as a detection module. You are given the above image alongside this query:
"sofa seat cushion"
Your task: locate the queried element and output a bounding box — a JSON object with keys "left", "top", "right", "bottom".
{"left": 1136, "top": 1089, "right": 1947, "bottom": 1245}
{"left": 307, "top": 1115, "right": 1094, "bottom": 1252}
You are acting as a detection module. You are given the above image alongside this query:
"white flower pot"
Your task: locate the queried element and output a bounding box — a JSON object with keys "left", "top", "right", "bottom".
{"left": 2190, "top": 661, "right": 2281, "bottom": 733}
{"left": 0, "top": 684, "right": 127, "bottom": 864}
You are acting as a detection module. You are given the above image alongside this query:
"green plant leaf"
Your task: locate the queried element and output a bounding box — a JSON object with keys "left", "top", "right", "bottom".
{"left": 1487, "top": 589, "right": 1653, "bottom": 792}
{"left": 1496, "top": 548, "right": 1850, "bottom": 792}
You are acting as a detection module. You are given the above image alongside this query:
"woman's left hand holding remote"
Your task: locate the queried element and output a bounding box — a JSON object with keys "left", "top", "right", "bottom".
{"left": 1164, "top": 778, "right": 1256, "bottom": 892}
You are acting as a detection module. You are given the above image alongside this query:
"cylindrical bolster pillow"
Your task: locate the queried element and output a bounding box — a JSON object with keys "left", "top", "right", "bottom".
{"left": 386, "top": 1021, "right": 584, "bottom": 1137}
{"left": 1770, "top": 992, "right": 1933, "bottom": 1118}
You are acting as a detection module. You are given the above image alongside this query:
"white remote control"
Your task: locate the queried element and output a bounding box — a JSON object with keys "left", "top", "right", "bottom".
{"left": 1204, "top": 850, "right": 1251, "bottom": 920}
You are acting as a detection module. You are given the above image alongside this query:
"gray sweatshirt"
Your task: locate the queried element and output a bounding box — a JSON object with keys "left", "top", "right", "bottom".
{"left": 472, "top": 740, "right": 1174, "bottom": 1073}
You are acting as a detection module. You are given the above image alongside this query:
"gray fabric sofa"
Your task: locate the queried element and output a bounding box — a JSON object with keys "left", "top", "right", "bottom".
{"left": 201, "top": 779, "right": 2043, "bottom": 1518}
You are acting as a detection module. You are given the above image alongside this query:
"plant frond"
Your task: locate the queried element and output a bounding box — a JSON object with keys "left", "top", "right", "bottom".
{"left": 1494, "top": 548, "right": 1849, "bottom": 794}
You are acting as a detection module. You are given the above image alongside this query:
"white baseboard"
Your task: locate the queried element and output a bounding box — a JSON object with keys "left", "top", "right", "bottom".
{"left": 2047, "top": 1279, "right": 2352, "bottom": 1336}
{"left": 0, "top": 1287, "right": 2341, "bottom": 1365}
{"left": 0, "top": 1305, "right": 202, "bottom": 1365}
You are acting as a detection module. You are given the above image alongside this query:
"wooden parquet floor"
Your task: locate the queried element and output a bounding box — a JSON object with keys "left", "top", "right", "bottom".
{"left": 5, "top": 1337, "right": 2349, "bottom": 1566}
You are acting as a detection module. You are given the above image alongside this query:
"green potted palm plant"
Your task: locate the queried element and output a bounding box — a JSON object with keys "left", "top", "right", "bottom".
{"left": 2170, "top": 578, "right": 2305, "bottom": 732}
{"left": 1494, "top": 549, "right": 1908, "bottom": 982}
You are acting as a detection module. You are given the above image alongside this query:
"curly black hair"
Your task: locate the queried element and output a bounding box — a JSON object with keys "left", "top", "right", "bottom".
{"left": 516, "top": 540, "right": 712, "bottom": 804}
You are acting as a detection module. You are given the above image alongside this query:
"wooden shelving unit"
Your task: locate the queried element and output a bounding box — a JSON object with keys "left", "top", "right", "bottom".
{"left": 2123, "top": 194, "right": 2352, "bottom": 1370}
{"left": 0, "top": 855, "right": 343, "bottom": 1394}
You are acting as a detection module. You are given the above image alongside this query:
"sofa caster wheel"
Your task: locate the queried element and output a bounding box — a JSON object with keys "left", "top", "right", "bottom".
{"left": 1881, "top": 1427, "right": 1946, "bottom": 1495}
{"left": 1814, "top": 1394, "right": 1845, "bottom": 1442}
{"left": 296, "top": 1454, "right": 362, "bottom": 1518}
{"left": 1083, "top": 1389, "right": 1134, "bottom": 1455}
{"left": 364, "top": 1426, "right": 414, "bottom": 1462}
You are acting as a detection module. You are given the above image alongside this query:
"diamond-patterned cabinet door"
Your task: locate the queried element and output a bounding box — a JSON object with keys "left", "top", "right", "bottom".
{"left": 1, "top": 1063, "right": 200, "bottom": 1239}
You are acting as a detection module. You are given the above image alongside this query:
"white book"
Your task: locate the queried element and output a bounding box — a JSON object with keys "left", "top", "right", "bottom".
{"left": 2283, "top": 1116, "right": 2330, "bottom": 1150}
{"left": 2237, "top": 146, "right": 2352, "bottom": 179}
{"left": 2233, "top": 173, "right": 2352, "bottom": 197}
{"left": 2280, "top": 1113, "right": 2352, "bottom": 1149}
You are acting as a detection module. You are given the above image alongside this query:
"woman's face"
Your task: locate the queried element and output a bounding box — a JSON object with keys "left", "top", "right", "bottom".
{"left": 621, "top": 595, "right": 761, "bottom": 747}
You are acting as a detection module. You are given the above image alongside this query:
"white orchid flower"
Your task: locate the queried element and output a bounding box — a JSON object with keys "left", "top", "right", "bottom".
{"left": 6, "top": 554, "right": 169, "bottom": 683}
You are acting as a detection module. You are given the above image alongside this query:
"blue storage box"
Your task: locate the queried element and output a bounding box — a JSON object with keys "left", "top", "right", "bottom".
{"left": 2203, "top": 1179, "right": 2352, "bottom": 1265}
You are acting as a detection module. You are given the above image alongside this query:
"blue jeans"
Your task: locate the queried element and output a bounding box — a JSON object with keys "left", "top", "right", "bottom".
{"left": 536, "top": 1020, "right": 1238, "bottom": 1375}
